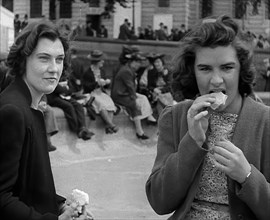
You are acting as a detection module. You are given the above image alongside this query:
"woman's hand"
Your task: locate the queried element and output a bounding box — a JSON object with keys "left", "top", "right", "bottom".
{"left": 213, "top": 138, "right": 251, "bottom": 184}
{"left": 187, "top": 95, "right": 215, "bottom": 147}
{"left": 58, "top": 202, "right": 79, "bottom": 220}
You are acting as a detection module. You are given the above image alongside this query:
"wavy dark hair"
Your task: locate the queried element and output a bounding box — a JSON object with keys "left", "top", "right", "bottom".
{"left": 171, "top": 15, "right": 256, "bottom": 100}
{"left": 7, "top": 21, "right": 70, "bottom": 77}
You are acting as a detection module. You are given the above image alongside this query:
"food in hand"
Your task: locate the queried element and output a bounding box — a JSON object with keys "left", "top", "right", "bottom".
{"left": 68, "top": 189, "right": 89, "bottom": 213}
{"left": 210, "top": 92, "right": 228, "bottom": 110}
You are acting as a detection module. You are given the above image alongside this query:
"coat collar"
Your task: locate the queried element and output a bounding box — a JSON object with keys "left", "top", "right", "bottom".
{"left": 13, "top": 77, "right": 32, "bottom": 107}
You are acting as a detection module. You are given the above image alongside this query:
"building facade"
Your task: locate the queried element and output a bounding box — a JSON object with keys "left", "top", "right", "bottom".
{"left": 1, "top": 0, "right": 270, "bottom": 38}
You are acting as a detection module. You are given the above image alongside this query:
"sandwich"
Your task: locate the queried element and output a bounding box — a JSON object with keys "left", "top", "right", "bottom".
{"left": 210, "top": 92, "right": 228, "bottom": 110}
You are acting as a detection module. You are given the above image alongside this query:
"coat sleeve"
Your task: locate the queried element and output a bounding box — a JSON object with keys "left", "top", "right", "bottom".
{"left": 145, "top": 105, "right": 208, "bottom": 215}
{"left": 0, "top": 104, "right": 58, "bottom": 220}
{"left": 120, "top": 70, "right": 137, "bottom": 100}
{"left": 235, "top": 110, "right": 270, "bottom": 220}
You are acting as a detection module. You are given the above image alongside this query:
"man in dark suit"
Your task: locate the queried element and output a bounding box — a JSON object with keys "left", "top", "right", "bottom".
{"left": 118, "top": 18, "right": 132, "bottom": 40}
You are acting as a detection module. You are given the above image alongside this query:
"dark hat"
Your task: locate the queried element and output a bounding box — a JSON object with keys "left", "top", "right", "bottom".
{"left": 121, "top": 45, "right": 140, "bottom": 56}
{"left": 87, "top": 50, "right": 106, "bottom": 61}
{"left": 147, "top": 53, "right": 165, "bottom": 63}
{"left": 125, "top": 52, "right": 146, "bottom": 61}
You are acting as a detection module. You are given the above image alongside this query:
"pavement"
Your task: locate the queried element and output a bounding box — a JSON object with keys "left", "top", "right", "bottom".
{"left": 49, "top": 112, "right": 171, "bottom": 220}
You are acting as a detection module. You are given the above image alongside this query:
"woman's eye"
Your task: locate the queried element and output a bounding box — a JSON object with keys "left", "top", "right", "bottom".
{"left": 39, "top": 56, "right": 49, "bottom": 61}
{"left": 56, "top": 57, "right": 64, "bottom": 63}
{"left": 222, "top": 66, "right": 233, "bottom": 71}
{"left": 199, "top": 67, "right": 210, "bottom": 72}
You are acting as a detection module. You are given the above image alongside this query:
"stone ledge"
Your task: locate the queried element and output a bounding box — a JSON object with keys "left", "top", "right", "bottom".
{"left": 255, "top": 92, "right": 270, "bottom": 106}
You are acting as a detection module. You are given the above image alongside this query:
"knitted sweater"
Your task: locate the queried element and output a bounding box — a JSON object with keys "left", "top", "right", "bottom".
{"left": 146, "top": 96, "right": 270, "bottom": 220}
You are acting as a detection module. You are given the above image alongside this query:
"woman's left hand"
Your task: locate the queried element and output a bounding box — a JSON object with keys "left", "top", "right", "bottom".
{"left": 212, "top": 138, "right": 251, "bottom": 184}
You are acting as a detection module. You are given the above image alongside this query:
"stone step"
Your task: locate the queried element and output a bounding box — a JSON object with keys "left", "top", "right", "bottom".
{"left": 52, "top": 106, "right": 159, "bottom": 140}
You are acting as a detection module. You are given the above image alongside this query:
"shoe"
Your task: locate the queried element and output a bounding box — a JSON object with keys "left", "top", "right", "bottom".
{"left": 78, "top": 129, "right": 91, "bottom": 140}
{"left": 146, "top": 119, "right": 157, "bottom": 126}
{"left": 111, "top": 125, "right": 119, "bottom": 133}
{"left": 105, "top": 127, "right": 114, "bottom": 134}
{"left": 48, "top": 144, "right": 57, "bottom": 152}
{"left": 136, "top": 133, "right": 149, "bottom": 140}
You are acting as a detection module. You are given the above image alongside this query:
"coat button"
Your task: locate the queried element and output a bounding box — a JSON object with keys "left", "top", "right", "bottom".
{"left": 237, "top": 214, "right": 244, "bottom": 219}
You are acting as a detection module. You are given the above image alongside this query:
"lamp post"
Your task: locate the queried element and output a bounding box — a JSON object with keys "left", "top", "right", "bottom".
{"left": 132, "top": 0, "right": 135, "bottom": 33}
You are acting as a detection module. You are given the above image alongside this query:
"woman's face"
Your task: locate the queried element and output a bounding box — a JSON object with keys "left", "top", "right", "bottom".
{"left": 25, "top": 38, "right": 65, "bottom": 97}
{"left": 194, "top": 45, "right": 242, "bottom": 113}
{"left": 98, "top": 60, "right": 104, "bottom": 68}
{"left": 153, "top": 58, "right": 163, "bottom": 71}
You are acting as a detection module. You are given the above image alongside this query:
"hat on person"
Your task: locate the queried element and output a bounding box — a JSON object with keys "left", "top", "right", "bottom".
{"left": 125, "top": 52, "right": 146, "bottom": 61}
{"left": 87, "top": 50, "right": 106, "bottom": 61}
{"left": 147, "top": 53, "right": 165, "bottom": 63}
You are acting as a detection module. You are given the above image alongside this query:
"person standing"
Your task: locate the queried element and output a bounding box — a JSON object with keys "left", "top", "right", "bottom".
{"left": 21, "top": 14, "right": 29, "bottom": 30}
{"left": 118, "top": 18, "right": 132, "bottom": 40}
{"left": 14, "top": 14, "right": 21, "bottom": 38}
{"left": 146, "top": 15, "right": 270, "bottom": 219}
{"left": 0, "top": 21, "right": 92, "bottom": 219}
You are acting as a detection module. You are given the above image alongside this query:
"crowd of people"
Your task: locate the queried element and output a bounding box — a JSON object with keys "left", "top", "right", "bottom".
{"left": 0, "top": 14, "right": 269, "bottom": 220}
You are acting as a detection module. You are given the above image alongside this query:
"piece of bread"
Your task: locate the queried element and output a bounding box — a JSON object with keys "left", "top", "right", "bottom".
{"left": 210, "top": 92, "right": 228, "bottom": 110}
{"left": 68, "top": 189, "right": 89, "bottom": 213}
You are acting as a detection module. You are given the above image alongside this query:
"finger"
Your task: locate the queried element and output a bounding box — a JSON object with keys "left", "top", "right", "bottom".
{"left": 213, "top": 152, "right": 230, "bottom": 166}
{"left": 212, "top": 158, "right": 228, "bottom": 174}
{"left": 193, "top": 110, "right": 209, "bottom": 120}
{"left": 213, "top": 146, "right": 232, "bottom": 160}
{"left": 195, "top": 95, "right": 216, "bottom": 104}
{"left": 215, "top": 139, "right": 235, "bottom": 153}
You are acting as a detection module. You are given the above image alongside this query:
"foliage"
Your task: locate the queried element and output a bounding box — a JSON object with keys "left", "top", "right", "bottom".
{"left": 58, "top": 0, "right": 129, "bottom": 18}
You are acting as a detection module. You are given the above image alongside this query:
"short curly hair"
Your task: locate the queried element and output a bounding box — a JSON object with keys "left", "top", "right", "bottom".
{"left": 7, "top": 21, "right": 70, "bottom": 77}
{"left": 171, "top": 15, "right": 256, "bottom": 100}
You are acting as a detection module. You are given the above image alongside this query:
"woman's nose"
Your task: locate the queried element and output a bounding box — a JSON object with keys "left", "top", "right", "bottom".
{"left": 48, "top": 60, "right": 58, "bottom": 72}
{"left": 210, "top": 71, "right": 223, "bottom": 85}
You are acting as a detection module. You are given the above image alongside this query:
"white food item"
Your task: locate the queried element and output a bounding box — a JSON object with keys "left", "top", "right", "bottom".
{"left": 210, "top": 92, "right": 228, "bottom": 110}
{"left": 71, "top": 189, "right": 89, "bottom": 212}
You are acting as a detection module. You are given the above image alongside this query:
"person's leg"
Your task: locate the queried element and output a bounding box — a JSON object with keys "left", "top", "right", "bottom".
{"left": 100, "top": 109, "right": 118, "bottom": 133}
{"left": 48, "top": 97, "right": 78, "bottom": 133}
{"left": 70, "top": 99, "right": 94, "bottom": 140}
{"left": 134, "top": 117, "right": 148, "bottom": 139}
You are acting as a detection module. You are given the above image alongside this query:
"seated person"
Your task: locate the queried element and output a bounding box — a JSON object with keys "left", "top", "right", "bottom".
{"left": 139, "top": 53, "right": 173, "bottom": 106}
{"left": 111, "top": 51, "right": 157, "bottom": 140}
{"left": 82, "top": 50, "right": 118, "bottom": 134}
{"left": 47, "top": 75, "right": 94, "bottom": 140}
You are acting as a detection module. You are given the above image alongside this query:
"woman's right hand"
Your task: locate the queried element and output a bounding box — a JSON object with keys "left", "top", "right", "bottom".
{"left": 58, "top": 202, "right": 79, "bottom": 220}
{"left": 187, "top": 94, "right": 215, "bottom": 147}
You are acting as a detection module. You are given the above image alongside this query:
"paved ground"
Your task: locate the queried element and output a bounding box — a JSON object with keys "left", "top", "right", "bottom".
{"left": 49, "top": 117, "right": 170, "bottom": 220}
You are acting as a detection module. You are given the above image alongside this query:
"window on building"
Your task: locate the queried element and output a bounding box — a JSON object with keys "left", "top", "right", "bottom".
{"left": 234, "top": 0, "right": 246, "bottom": 19}
{"left": 89, "top": 0, "right": 100, "bottom": 7}
{"left": 30, "top": 0, "right": 42, "bottom": 18}
{"left": 60, "top": 0, "right": 72, "bottom": 18}
{"left": 158, "top": 0, "right": 170, "bottom": 7}
{"left": 49, "top": 0, "right": 56, "bottom": 20}
{"left": 200, "top": 0, "right": 212, "bottom": 18}
{"left": 2, "top": 0, "right": 13, "bottom": 12}
{"left": 266, "top": 0, "right": 270, "bottom": 19}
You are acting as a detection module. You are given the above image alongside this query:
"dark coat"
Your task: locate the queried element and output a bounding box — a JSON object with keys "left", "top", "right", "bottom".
{"left": 111, "top": 65, "right": 140, "bottom": 117}
{"left": 147, "top": 68, "right": 172, "bottom": 93}
{"left": 82, "top": 67, "right": 108, "bottom": 94}
{"left": 0, "top": 77, "right": 65, "bottom": 220}
{"left": 118, "top": 23, "right": 132, "bottom": 40}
